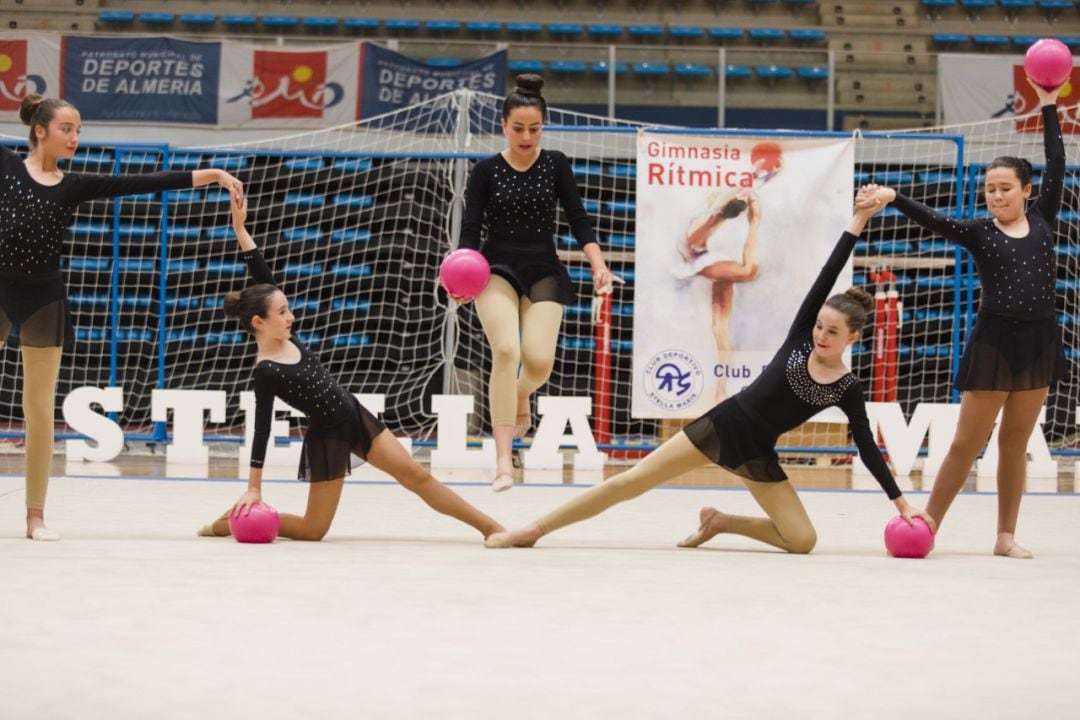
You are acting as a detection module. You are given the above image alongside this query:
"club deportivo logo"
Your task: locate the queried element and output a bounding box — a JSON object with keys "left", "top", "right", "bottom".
{"left": 643, "top": 349, "right": 703, "bottom": 411}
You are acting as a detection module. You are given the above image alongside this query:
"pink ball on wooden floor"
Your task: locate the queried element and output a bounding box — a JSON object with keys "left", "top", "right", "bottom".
{"left": 1024, "top": 38, "right": 1073, "bottom": 90}
{"left": 229, "top": 503, "right": 280, "bottom": 544}
{"left": 884, "top": 515, "right": 934, "bottom": 558}
{"left": 439, "top": 249, "right": 491, "bottom": 299}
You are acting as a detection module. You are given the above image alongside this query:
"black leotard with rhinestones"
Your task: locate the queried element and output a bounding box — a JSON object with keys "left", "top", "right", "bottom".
{"left": 728, "top": 231, "right": 901, "bottom": 498}
{"left": 892, "top": 104, "right": 1063, "bottom": 321}
{"left": 0, "top": 145, "right": 192, "bottom": 276}
{"left": 241, "top": 249, "right": 363, "bottom": 469}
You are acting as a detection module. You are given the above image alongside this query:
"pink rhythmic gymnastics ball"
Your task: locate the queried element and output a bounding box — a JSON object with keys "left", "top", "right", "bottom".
{"left": 1024, "top": 38, "right": 1073, "bottom": 91}
{"left": 439, "top": 248, "right": 492, "bottom": 299}
{"left": 229, "top": 503, "right": 280, "bottom": 544}
{"left": 884, "top": 515, "right": 934, "bottom": 559}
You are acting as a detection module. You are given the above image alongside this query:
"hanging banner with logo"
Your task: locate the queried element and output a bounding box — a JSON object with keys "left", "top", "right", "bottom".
{"left": 632, "top": 132, "right": 855, "bottom": 418}
{"left": 939, "top": 53, "right": 1080, "bottom": 133}
{"left": 0, "top": 33, "right": 62, "bottom": 124}
{"left": 218, "top": 40, "right": 359, "bottom": 127}
{"left": 60, "top": 36, "right": 220, "bottom": 124}
{"left": 358, "top": 44, "right": 505, "bottom": 119}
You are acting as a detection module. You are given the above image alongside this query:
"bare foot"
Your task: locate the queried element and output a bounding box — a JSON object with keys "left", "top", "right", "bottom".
{"left": 484, "top": 522, "right": 543, "bottom": 549}
{"left": 994, "top": 533, "right": 1033, "bottom": 559}
{"left": 677, "top": 506, "right": 728, "bottom": 548}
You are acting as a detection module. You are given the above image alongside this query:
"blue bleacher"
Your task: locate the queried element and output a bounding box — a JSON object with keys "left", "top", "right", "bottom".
{"left": 426, "top": 20, "right": 461, "bottom": 32}
{"left": 509, "top": 60, "right": 545, "bottom": 73}
{"left": 207, "top": 155, "right": 248, "bottom": 171}
{"left": 607, "top": 200, "right": 636, "bottom": 214}
{"left": 921, "top": 0, "right": 955, "bottom": 8}
{"left": 467, "top": 21, "right": 502, "bottom": 33}
{"left": 70, "top": 221, "right": 111, "bottom": 237}
{"left": 917, "top": 170, "right": 958, "bottom": 184}
{"left": 749, "top": 28, "right": 787, "bottom": 42}
{"left": 221, "top": 15, "right": 258, "bottom": 27}
{"left": 726, "top": 64, "right": 754, "bottom": 79}
{"left": 331, "top": 264, "right": 372, "bottom": 277}
{"left": 973, "top": 35, "right": 1011, "bottom": 47}
{"left": 606, "top": 164, "right": 635, "bottom": 177}
{"left": 67, "top": 151, "right": 113, "bottom": 169}
{"left": 166, "top": 260, "right": 201, "bottom": 273}
{"left": 506, "top": 22, "right": 542, "bottom": 35}
{"left": 284, "top": 157, "right": 324, "bottom": 172}
{"left": 959, "top": 0, "right": 996, "bottom": 9}
{"left": 582, "top": 199, "right": 601, "bottom": 213}
{"left": 1013, "top": 35, "right": 1041, "bottom": 47}
{"left": 118, "top": 296, "right": 152, "bottom": 308}
{"left": 206, "top": 261, "right": 246, "bottom": 275}
{"left": 166, "top": 189, "right": 203, "bottom": 203}
{"left": 628, "top": 25, "right": 665, "bottom": 38}
{"left": 385, "top": 19, "right": 420, "bottom": 31}
{"left": 606, "top": 234, "right": 635, "bottom": 248}
{"left": 790, "top": 29, "right": 827, "bottom": 43}
{"left": 69, "top": 293, "right": 108, "bottom": 307}
{"left": 118, "top": 329, "right": 153, "bottom": 342}
{"left": 333, "top": 157, "right": 373, "bottom": 173}
{"left": 98, "top": 11, "right": 135, "bottom": 22}
{"left": 918, "top": 240, "right": 955, "bottom": 254}
{"left": 708, "top": 28, "right": 745, "bottom": 41}
{"left": 330, "top": 334, "right": 370, "bottom": 347}
{"left": 331, "top": 229, "right": 372, "bottom": 243}
{"left": 283, "top": 227, "right": 323, "bottom": 242}
{"left": 333, "top": 194, "right": 374, "bottom": 207}
{"left": 590, "top": 62, "right": 628, "bottom": 75}
{"left": 756, "top": 65, "right": 794, "bottom": 80}
{"left": 1056, "top": 36, "right": 1080, "bottom": 48}
{"left": 331, "top": 298, "right": 371, "bottom": 312}
{"left": 933, "top": 33, "right": 970, "bottom": 46}
{"left": 548, "top": 23, "right": 584, "bottom": 35}
{"left": 263, "top": 15, "right": 298, "bottom": 27}
{"left": 1000, "top": 0, "right": 1035, "bottom": 9}
{"left": 797, "top": 66, "right": 829, "bottom": 80}
{"left": 284, "top": 263, "right": 325, "bottom": 276}
{"left": 1038, "top": 1, "right": 1073, "bottom": 10}
{"left": 118, "top": 259, "right": 155, "bottom": 273}
{"left": 873, "top": 171, "right": 915, "bottom": 184}
{"left": 290, "top": 298, "right": 321, "bottom": 312}
{"left": 139, "top": 13, "right": 175, "bottom": 24}
{"left": 67, "top": 258, "right": 110, "bottom": 271}
{"left": 344, "top": 18, "right": 380, "bottom": 30}
{"left": 632, "top": 63, "right": 670, "bottom": 76}
{"left": 303, "top": 17, "right": 339, "bottom": 29}
{"left": 675, "top": 64, "right": 712, "bottom": 77}
{"left": 166, "top": 226, "right": 201, "bottom": 240}
{"left": 285, "top": 192, "right": 325, "bottom": 207}
{"left": 589, "top": 25, "right": 625, "bottom": 38}
{"left": 669, "top": 26, "right": 706, "bottom": 40}
{"left": 206, "top": 227, "right": 234, "bottom": 241}
{"left": 572, "top": 161, "right": 604, "bottom": 177}
{"left": 204, "top": 189, "right": 233, "bottom": 204}
{"left": 550, "top": 61, "right": 587, "bottom": 74}
{"left": 180, "top": 14, "right": 216, "bottom": 27}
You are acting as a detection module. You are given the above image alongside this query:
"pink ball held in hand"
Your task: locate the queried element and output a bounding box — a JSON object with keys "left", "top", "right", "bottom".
{"left": 439, "top": 249, "right": 491, "bottom": 299}
{"left": 229, "top": 503, "right": 280, "bottom": 544}
{"left": 1024, "top": 38, "right": 1073, "bottom": 90}
{"left": 883, "top": 515, "right": 934, "bottom": 559}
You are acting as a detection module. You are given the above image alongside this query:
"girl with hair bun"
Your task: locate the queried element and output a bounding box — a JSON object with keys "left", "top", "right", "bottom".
{"left": 874, "top": 79, "right": 1068, "bottom": 558}
{"left": 485, "top": 186, "right": 934, "bottom": 552}
{"left": 2, "top": 94, "right": 244, "bottom": 541}
{"left": 454, "top": 74, "right": 624, "bottom": 492}
{"left": 196, "top": 197, "right": 503, "bottom": 543}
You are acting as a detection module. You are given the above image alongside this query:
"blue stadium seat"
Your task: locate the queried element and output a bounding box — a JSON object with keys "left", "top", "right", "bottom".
{"left": 344, "top": 18, "right": 380, "bottom": 31}
{"left": 606, "top": 234, "right": 635, "bottom": 248}
{"left": 790, "top": 29, "right": 827, "bottom": 43}
{"left": 330, "top": 334, "right": 371, "bottom": 347}
{"left": 70, "top": 221, "right": 111, "bottom": 237}
{"left": 548, "top": 23, "right": 584, "bottom": 36}
{"left": 426, "top": 58, "right": 462, "bottom": 67}
{"left": 874, "top": 240, "right": 916, "bottom": 254}
{"left": 333, "top": 157, "right": 373, "bottom": 173}
{"left": 726, "top": 64, "right": 754, "bottom": 79}
{"left": 932, "top": 33, "right": 970, "bottom": 46}
{"left": 303, "top": 17, "right": 340, "bottom": 30}
{"left": 589, "top": 25, "right": 625, "bottom": 39}
{"left": 509, "top": 60, "right": 545, "bottom": 73}
{"left": 669, "top": 26, "right": 706, "bottom": 40}
{"left": 284, "top": 156, "right": 324, "bottom": 172}
{"left": 297, "top": 332, "right": 321, "bottom": 347}
{"left": 1012, "top": 35, "right": 1041, "bottom": 47}
{"left": 331, "top": 229, "right": 372, "bottom": 243}
{"left": 797, "top": 66, "right": 829, "bottom": 81}
{"left": 76, "top": 329, "right": 108, "bottom": 342}
{"left": 959, "top": 0, "right": 995, "bottom": 10}
{"left": 207, "top": 156, "right": 248, "bottom": 171}
{"left": 98, "top": 11, "right": 135, "bottom": 23}
{"left": 632, "top": 62, "right": 670, "bottom": 76}
{"left": 1038, "top": 0, "right": 1073, "bottom": 11}
{"left": 166, "top": 260, "right": 201, "bottom": 273}
{"left": 973, "top": 35, "right": 1011, "bottom": 47}
{"left": 628, "top": 25, "right": 665, "bottom": 39}
{"left": 285, "top": 263, "right": 325, "bottom": 277}
{"left": 1000, "top": 0, "right": 1035, "bottom": 12}
{"left": 290, "top": 297, "right": 322, "bottom": 312}
{"left": 118, "top": 223, "right": 156, "bottom": 238}
{"left": 749, "top": 28, "right": 787, "bottom": 43}
{"left": 120, "top": 152, "right": 161, "bottom": 169}
{"left": 921, "top": 0, "right": 955, "bottom": 12}
{"left": 283, "top": 227, "right": 323, "bottom": 242}
{"left": 166, "top": 189, "right": 203, "bottom": 203}
{"left": 118, "top": 295, "right": 152, "bottom": 308}
{"left": 333, "top": 194, "right": 374, "bottom": 207}
{"left": 426, "top": 20, "right": 461, "bottom": 33}
{"left": 572, "top": 161, "right": 604, "bottom": 177}
{"left": 118, "top": 329, "right": 153, "bottom": 342}
{"left": 166, "top": 226, "right": 201, "bottom": 240}
{"left": 918, "top": 240, "right": 955, "bottom": 254}
{"left": 582, "top": 199, "right": 601, "bottom": 213}
{"left": 1056, "top": 278, "right": 1080, "bottom": 292}
{"left": 285, "top": 192, "right": 325, "bottom": 207}
{"left": 204, "top": 332, "right": 246, "bottom": 345}
{"left": 206, "top": 261, "right": 246, "bottom": 275}
{"left": 708, "top": 27, "right": 745, "bottom": 41}
{"left": 263, "top": 16, "right": 299, "bottom": 28}
{"left": 331, "top": 264, "right": 372, "bottom": 277}
{"left": 384, "top": 19, "right": 420, "bottom": 31}
{"left": 756, "top": 65, "right": 794, "bottom": 80}
{"left": 550, "top": 61, "right": 587, "bottom": 74}
{"left": 1055, "top": 244, "right": 1080, "bottom": 258}
{"left": 204, "top": 189, "right": 233, "bottom": 204}
{"left": 590, "top": 62, "right": 628, "bottom": 75}
{"left": 675, "top": 63, "right": 712, "bottom": 77}
{"left": 917, "top": 170, "right": 958, "bottom": 184}
{"left": 206, "top": 228, "right": 234, "bottom": 241}
{"left": 68, "top": 258, "right": 111, "bottom": 271}
{"left": 467, "top": 21, "right": 501, "bottom": 33}
{"left": 331, "top": 298, "right": 372, "bottom": 312}
{"left": 68, "top": 293, "right": 109, "bottom": 307}
{"left": 506, "top": 22, "right": 542, "bottom": 35}
{"left": 221, "top": 15, "right": 257, "bottom": 27}
{"left": 873, "top": 171, "right": 914, "bottom": 184}
{"left": 140, "top": 13, "right": 175, "bottom": 24}
{"left": 1056, "top": 36, "right": 1080, "bottom": 48}
{"left": 606, "top": 165, "right": 635, "bottom": 177}
{"left": 67, "top": 151, "right": 113, "bottom": 169}
{"left": 180, "top": 14, "right": 217, "bottom": 27}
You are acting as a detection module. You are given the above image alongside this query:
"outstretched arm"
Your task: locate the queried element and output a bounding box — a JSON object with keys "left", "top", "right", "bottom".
{"left": 73, "top": 167, "right": 243, "bottom": 204}
{"left": 231, "top": 195, "right": 277, "bottom": 286}
{"left": 786, "top": 185, "right": 885, "bottom": 338}
{"left": 1029, "top": 79, "right": 1066, "bottom": 223}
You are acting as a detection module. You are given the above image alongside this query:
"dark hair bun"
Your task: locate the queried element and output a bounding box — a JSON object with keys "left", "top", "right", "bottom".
{"left": 222, "top": 291, "right": 243, "bottom": 319}
{"left": 845, "top": 287, "right": 874, "bottom": 314}
{"left": 19, "top": 94, "right": 45, "bottom": 126}
{"left": 514, "top": 74, "right": 544, "bottom": 96}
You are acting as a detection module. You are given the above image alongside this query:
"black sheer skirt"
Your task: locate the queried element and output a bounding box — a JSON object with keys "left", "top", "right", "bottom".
{"left": 481, "top": 244, "right": 575, "bottom": 305}
{"left": 299, "top": 396, "right": 388, "bottom": 482}
{"left": 683, "top": 397, "right": 788, "bottom": 483}
{"left": 954, "top": 311, "right": 1066, "bottom": 392}
{"left": 0, "top": 270, "right": 73, "bottom": 350}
